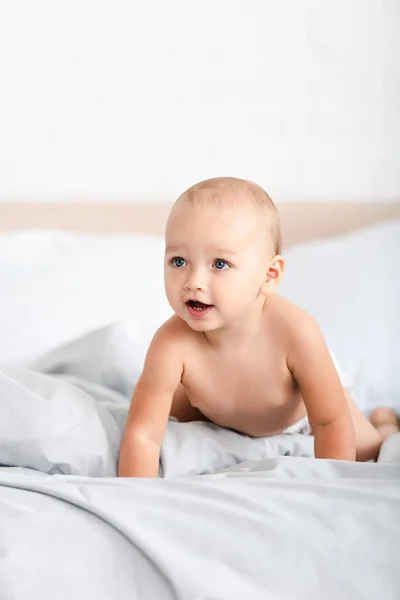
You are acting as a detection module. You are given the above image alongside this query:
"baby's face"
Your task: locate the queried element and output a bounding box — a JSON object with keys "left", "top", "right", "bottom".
{"left": 164, "top": 201, "right": 269, "bottom": 332}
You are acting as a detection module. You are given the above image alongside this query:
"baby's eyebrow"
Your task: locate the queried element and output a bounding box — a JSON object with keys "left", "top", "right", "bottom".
{"left": 213, "top": 248, "right": 238, "bottom": 257}
{"left": 165, "top": 244, "right": 186, "bottom": 253}
{"left": 165, "top": 244, "right": 238, "bottom": 257}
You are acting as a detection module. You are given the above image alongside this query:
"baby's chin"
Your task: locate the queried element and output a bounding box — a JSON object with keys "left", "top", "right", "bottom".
{"left": 178, "top": 313, "right": 222, "bottom": 332}
{"left": 187, "top": 321, "right": 219, "bottom": 332}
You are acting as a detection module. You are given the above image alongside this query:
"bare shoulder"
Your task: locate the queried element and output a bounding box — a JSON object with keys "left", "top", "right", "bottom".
{"left": 139, "top": 316, "right": 196, "bottom": 389}
{"left": 266, "top": 294, "right": 323, "bottom": 347}
{"left": 150, "top": 315, "right": 196, "bottom": 352}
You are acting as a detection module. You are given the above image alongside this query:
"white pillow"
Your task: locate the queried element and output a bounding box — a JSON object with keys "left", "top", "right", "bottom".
{"left": 0, "top": 231, "right": 172, "bottom": 366}
{"left": 279, "top": 221, "right": 400, "bottom": 409}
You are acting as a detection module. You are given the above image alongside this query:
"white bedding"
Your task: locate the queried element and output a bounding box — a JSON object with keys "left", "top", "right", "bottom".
{"left": 2, "top": 461, "right": 399, "bottom": 600}
{"left": 0, "top": 222, "right": 399, "bottom": 599}
{"left": 0, "top": 362, "right": 400, "bottom": 599}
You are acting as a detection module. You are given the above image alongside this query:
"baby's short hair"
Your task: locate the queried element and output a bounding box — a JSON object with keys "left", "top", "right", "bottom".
{"left": 176, "top": 177, "right": 282, "bottom": 255}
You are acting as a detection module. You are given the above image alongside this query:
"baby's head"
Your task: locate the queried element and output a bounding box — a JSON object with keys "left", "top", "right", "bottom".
{"left": 164, "top": 177, "right": 284, "bottom": 332}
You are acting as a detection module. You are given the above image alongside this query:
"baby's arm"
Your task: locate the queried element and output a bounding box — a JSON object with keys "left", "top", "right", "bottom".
{"left": 287, "top": 314, "right": 356, "bottom": 461}
{"left": 118, "top": 324, "right": 184, "bottom": 477}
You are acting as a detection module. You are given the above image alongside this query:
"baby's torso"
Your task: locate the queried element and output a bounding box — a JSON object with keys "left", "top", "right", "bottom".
{"left": 179, "top": 322, "right": 307, "bottom": 437}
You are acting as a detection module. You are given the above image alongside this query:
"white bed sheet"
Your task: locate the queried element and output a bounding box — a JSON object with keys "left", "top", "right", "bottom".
{"left": 0, "top": 362, "right": 400, "bottom": 599}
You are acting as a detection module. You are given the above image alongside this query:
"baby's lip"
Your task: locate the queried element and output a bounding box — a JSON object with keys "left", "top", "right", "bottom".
{"left": 186, "top": 299, "right": 213, "bottom": 307}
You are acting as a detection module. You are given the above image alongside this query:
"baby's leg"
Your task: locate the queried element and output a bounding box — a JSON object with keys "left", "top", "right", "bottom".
{"left": 369, "top": 407, "right": 400, "bottom": 440}
{"left": 170, "top": 384, "right": 210, "bottom": 423}
{"left": 345, "top": 392, "right": 398, "bottom": 461}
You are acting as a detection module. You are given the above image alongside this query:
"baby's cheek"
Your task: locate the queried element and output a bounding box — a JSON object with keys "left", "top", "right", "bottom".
{"left": 164, "top": 280, "right": 176, "bottom": 303}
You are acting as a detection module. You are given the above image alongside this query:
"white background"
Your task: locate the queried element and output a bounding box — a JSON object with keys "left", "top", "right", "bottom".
{"left": 0, "top": 0, "right": 399, "bottom": 203}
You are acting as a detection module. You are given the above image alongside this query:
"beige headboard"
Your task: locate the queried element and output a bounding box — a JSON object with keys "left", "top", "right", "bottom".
{"left": 1, "top": 201, "right": 399, "bottom": 248}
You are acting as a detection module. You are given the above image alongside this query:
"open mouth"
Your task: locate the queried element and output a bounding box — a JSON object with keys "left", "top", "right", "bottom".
{"left": 186, "top": 300, "right": 213, "bottom": 313}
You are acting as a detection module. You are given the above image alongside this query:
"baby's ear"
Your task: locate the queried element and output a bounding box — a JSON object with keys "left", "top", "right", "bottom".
{"left": 260, "top": 255, "right": 285, "bottom": 295}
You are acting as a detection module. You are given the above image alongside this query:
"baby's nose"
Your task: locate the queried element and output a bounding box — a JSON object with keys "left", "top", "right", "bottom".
{"left": 184, "top": 269, "right": 207, "bottom": 291}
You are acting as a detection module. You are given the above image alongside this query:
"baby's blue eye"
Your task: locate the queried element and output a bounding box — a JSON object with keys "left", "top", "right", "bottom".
{"left": 213, "top": 259, "right": 229, "bottom": 270}
{"left": 172, "top": 257, "right": 186, "bottom": 268}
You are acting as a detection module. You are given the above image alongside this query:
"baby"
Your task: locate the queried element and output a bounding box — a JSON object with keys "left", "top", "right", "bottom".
{"left": 118, "top": 177, "right": 399, "bottom": 477}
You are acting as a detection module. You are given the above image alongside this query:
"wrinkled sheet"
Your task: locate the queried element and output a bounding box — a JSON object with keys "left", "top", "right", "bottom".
{"left": 1, "top": 368, "right": 400, "bottom": 599}
{"left": 0, "top": 368, "right": 316, "bottom": 478}
{"left": 1, "top": 456, "right": 400, "bottom": 600}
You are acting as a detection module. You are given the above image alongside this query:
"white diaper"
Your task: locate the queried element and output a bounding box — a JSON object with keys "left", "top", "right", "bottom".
{"left": 282, "top": 349, "right": 350, "bottom": 436}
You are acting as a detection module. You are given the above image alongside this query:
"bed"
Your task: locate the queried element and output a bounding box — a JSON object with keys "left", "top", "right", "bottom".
{"left": 0, "top": 201, "right": 399, "bottom": 599}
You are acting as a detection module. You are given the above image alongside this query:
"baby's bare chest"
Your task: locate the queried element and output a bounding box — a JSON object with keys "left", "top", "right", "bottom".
{"left": 182, "top": 348, "right": 298, "bottom": 418}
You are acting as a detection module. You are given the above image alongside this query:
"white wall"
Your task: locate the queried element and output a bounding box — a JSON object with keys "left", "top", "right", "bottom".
{"left": 0, "top": 0, "right": 399, "bottom": 203}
